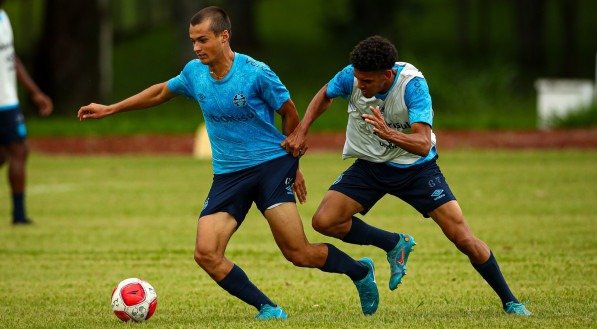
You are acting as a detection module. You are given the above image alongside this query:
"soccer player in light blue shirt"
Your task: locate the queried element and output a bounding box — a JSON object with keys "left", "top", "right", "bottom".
{"left": 78, "top": 6, "right": 379, "bottom": 320}
{"left": 282, "top": 35, "right": 531, "bottom": 316}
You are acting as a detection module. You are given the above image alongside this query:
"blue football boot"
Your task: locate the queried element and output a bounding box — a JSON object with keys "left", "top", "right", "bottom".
{"left": 255, "top": 304, "right": 288, "bottom": 320}
{"left": 387, "top": 233, "right": 416, "bottom": 290}
{"left": 353, "top": 257, "right": 379, "bottom": 315}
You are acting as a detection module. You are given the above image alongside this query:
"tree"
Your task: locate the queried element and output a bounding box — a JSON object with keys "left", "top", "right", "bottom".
{"left": 223, "top": 0, "right": 260, "bottom": 52}
{"left": 558, "top": 0, "right": 579, "bottom": 77}
{"left": 34, "top": 0, "right": 112, "bottom": 114}
{"left": 512, "top": 0, "right": 546, "bottom": 77}
{"left": 323, "top": 0, "right": 399, "bottom": 46}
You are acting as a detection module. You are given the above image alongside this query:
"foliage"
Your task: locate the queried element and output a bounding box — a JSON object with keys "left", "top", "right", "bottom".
{"left": 24, "top": 36, "right": 541, "bottom": 136}
{"left": 1, "top": 151, "right": 596, "bottom": 328}
{"left": 551, "top": 102, "right": 597, "bottom": 128}
{"left": 11, "top": 0, "right": 597, "bottom": 132}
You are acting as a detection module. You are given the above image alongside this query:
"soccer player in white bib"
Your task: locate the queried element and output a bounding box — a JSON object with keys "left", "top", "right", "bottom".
{"left": 78, "top": 6, "right": 380, "bottom": 320}
{"left": 0, "top": 1, "right": 53, "bottom": 225}
{"left": 282, "top": 35, "right": 531, "bottom": 316}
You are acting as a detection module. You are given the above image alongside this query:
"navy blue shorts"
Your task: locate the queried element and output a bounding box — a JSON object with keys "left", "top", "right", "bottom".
{"left": 330, "top": 157, "right": 456, "bottom": 218}
{"left": 200, "top": 154, "right": 298, "bottom": 224}
{"left": 0, "top": 108, "right": 27, "bottom": 145}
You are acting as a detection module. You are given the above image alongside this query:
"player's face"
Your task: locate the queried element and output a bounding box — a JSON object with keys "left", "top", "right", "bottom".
{"left": 189, "top": 20, "right": 229, "bottom": 65}
{"left": 353, "top": 69, "right": 393, "bottom": 98}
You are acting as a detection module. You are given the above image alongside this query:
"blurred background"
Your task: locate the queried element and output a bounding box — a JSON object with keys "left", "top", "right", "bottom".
{"left": 3, "top": 0, "right": 597, "bottom": 135}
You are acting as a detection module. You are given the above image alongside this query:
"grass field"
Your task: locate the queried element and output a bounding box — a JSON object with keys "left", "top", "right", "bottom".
{"left": 0, "top": 150, "right": 595, "bottom": 328}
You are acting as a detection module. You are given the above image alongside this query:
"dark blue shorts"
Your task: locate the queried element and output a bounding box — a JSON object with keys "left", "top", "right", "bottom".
{"left": 330, "top": 157, "right": 456, "bottom": 218}
{"left": 199, "top": 154, "right": 298, "bottom": 224}
{"left": 0, "top": 108, "right": 27, "bottom": 145}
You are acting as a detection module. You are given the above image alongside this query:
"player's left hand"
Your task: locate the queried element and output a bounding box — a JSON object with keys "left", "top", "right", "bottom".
{"left": 293, "top": 168, "right": 307, "bottom": 204}
{"left": 362, "top": 106, "right": 393, "bottom": 140}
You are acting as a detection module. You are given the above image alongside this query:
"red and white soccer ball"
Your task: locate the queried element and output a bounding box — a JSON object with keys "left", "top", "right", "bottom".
{"left": 111, "top": 278, "right": 157, "bottom": 322}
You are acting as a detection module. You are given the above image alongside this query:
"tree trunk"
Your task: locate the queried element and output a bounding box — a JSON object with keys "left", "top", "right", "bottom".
{"left": 171, "top": 0, "right": 207, "bottom": 67}
{"left": 223, "top": 0, "right": 260, "bottom": 52}
{"left": 558, "top": 0, "right": 578, "bottom": 77}
{"left": 456, "top": 0, "right": 471, "bottom": 59}
{"left": 34, "top": 0, "right": 110, "bottom": 114}
{"left": 513, "top": 0, "right": 546, "bottom": 77}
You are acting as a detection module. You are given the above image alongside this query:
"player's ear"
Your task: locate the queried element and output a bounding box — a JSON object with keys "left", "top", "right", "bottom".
{"left": 221, "top": 29, "right": 230, "bottom": 44}
{"left": 384, "top": 69, "right": 393, "bottom": 79}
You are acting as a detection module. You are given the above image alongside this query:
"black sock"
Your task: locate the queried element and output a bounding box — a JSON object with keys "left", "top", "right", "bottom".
{"left": 342, "top": 216, "right": 400, "bottom": 252}
{"left": 320, "top": 243, "right": 368, "bottom": 281}
{"left": 217, "top": 264, "right": 275, "bottom": 311}
{"left": 472, "top": 252, "right": 519, "bottom": 307}
{"left": 12, "top": 192, "right": 26, "bottom": 222}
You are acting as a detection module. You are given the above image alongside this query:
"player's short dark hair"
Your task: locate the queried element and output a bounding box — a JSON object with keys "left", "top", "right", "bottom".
{"left": 350, "top": 35, "right": 398, "bottom": 71}
{"left": 190, "top": 6, "right": 231, "bottom": 36}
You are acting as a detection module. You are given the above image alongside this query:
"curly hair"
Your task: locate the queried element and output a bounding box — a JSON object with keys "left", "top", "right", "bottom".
{"left": 349, "top": 36, "right": 397, "bottom": 71}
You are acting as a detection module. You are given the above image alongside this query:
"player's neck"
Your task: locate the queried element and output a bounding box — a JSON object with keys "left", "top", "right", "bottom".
{"left": 210, "top": 50, "right": 235, "bottom": 80}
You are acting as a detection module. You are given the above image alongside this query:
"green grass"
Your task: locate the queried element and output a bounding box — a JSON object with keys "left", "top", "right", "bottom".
{"left": 1, "top": 151, "right": 596, "bottom": 328}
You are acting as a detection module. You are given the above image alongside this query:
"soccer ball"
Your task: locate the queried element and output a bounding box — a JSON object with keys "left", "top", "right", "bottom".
{"left": 111, "top": 278, "right": 157, "bottom": 322}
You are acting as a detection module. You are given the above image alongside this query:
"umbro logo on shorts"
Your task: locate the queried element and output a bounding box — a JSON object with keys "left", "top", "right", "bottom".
{"left": 431, "top": 189, "right": 445, "bottom": 201}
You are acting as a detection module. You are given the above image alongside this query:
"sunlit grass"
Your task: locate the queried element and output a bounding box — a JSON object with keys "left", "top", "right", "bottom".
{"left": 0, "top": 151, "right": 595, "bottom": 328}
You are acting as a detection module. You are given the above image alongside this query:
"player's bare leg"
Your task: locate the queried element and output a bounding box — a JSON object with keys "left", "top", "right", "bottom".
{"left": 266, "top": 202, "right": 379, "bottom": 315}
{"left": 429, "top": 200, "right": 489, "bottom": 263}
{"left": 312, "top": 190, "right": 414, "bottom": 291}
{"left": 311, "top": 190, "right": 361, "bottom": 238}
{"left": 430, "top": 200, "right": 531, "bottom": 315}
{"left": 194, "top": 212, "right": 236, "bottom": 280}
{"left": 265, "top": 202, "right": 328, "bottom": 267}
{"left": 194, "top": 212, "right": 284, "bottom": 318}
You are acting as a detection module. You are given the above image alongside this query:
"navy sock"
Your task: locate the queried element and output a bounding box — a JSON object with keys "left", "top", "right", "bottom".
{"left": 217, "top": 264, "right": 275, "bottom": 311}
{"left": 342, "top": 216, "right": 400, "bottom": 252}
{"left": 320, "top": 243, "right": 368, "bottom": 281}
{"left": 472, "top": 252, "right": 518, "bottom": 307}
{"left": 12, "top": 192, "right": 26, "bottom": 222}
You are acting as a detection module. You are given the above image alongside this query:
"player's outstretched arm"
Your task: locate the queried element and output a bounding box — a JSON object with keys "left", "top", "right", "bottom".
{"left": 77, "top": 82, "right": 175, "bottom": 121}
{"left": 281, "top": 84, "right": 333, "bottom": 155}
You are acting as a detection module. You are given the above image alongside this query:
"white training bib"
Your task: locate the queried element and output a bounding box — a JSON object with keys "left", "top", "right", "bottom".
{"left": 343, "top": 62, "right": 436, "bottom": 166}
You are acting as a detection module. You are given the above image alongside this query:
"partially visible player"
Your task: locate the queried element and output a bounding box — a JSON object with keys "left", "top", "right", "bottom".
{"left": 282, "top": 35, "right": 532, "bottom": 316}
{"left": 78, "top": 6, "right": 378, "bottom": 320}
{"left": 0, "top": 1, "right": 53, "bottom": 225}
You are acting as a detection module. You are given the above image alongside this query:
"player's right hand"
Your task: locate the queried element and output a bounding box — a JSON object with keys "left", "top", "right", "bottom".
{"left": 77, "top": 103, "right": 111, "bottom": 121}
{"left": 281, "top": 128, "right": 308, "bottom": 158}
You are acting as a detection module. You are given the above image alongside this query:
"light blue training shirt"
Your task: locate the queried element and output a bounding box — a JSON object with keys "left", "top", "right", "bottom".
{"left": 167, "top": 53, "right": 290, "bottom": 174}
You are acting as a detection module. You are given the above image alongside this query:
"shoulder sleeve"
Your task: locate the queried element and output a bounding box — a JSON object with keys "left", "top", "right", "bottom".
{"left": 405, "top": 77, "right": 433, "bottom": 126}
{"left": 257, "top": 63, "right": 290, "bottom": 111}
{"left": 166, "top": 61, "right": 194, "bottom": 98}
{"left": 326, "top": 65, "right": 354, "bottom": 99}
